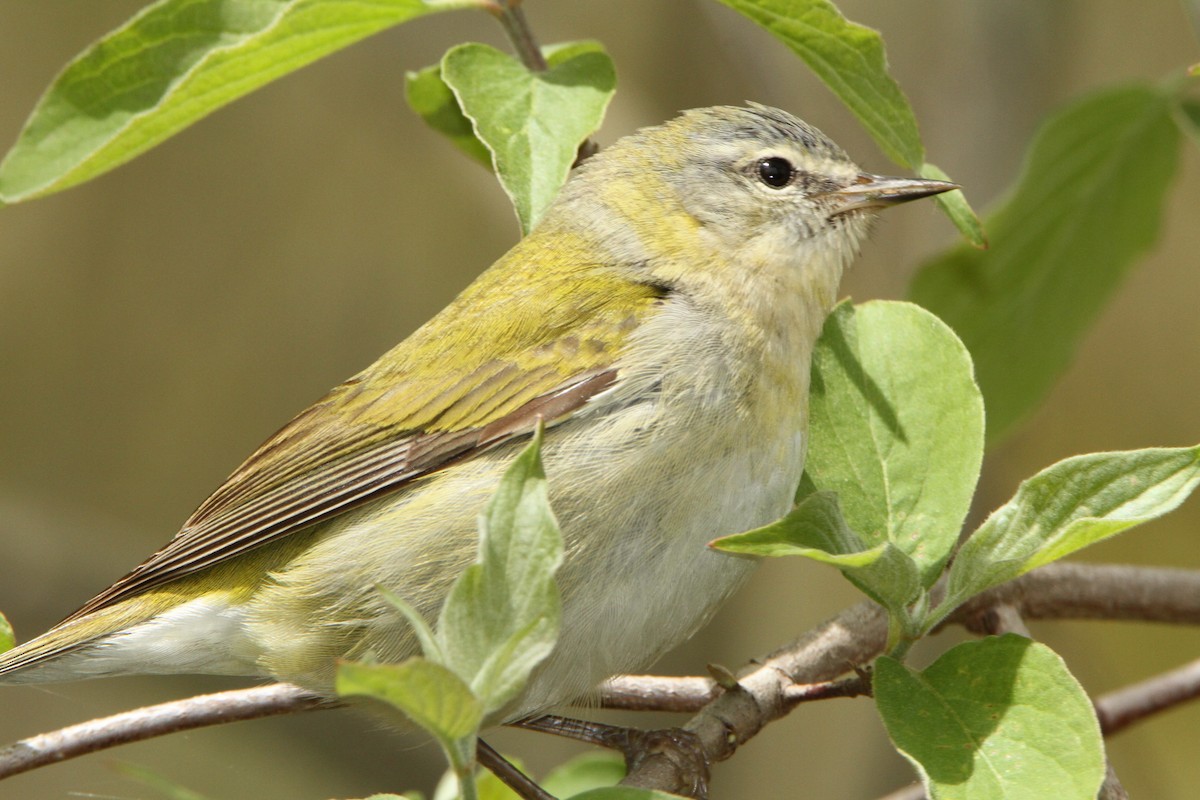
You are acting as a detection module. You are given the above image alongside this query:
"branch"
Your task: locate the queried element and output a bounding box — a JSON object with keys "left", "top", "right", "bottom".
{"left": 1, "top": 563, "right": 1198, "bottom": 787}
{"left": 1096, "top": 655, "right": 1200, "bottom": 735}
{"left": 485, "top": 0, "right": 548, "bottom": 73}
{"left": 617, "top": 563, "right": 1200, "bottom": 794}
{"left": 618, "top": 602, "right": 888, "bottom": 793}
{"left": 604, "top": 563, "right": 1200, "bottom": 717}
{"left": 0, "top": 683, "right": 330, "bottom": 780}
{"left": 946, "top": 562, "right": 1200, "bottom": 628}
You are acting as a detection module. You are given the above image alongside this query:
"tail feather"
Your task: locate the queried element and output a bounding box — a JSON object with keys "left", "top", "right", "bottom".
{"left": 0, "top": 593, "right": 257, "bottom": 683}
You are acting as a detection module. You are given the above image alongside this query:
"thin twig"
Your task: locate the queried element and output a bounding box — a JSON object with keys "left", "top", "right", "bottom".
{"left": 1098, "top": 761, "right": 1131, "bottom": 800}
{"left": 600, "top": 675, "right": 718, "bottom": 712}
{"left": 487, "top": 0, "right": 548, "bottom": 72}
{"left": 478, "top": 739, "right": 556, "bottom": 800}
{"left": 0, "top": 683, "right": 330, "bottom": 780}
{"left": 782, "top": 673, "right": 872, "bottom": 708}
{"left": 971, "top": 602, "right": 1033, "bottom": 638}
{"left": 1095, "top": 656, "right": 1200, "bottom": 735}
{"left": 946, "top": 563, "right": 1200, "bottom": 628}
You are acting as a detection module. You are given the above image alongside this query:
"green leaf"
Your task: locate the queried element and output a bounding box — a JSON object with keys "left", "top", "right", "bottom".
{"left": 115, "top": 762, "right": 209, "bottom": 800}
{"left": 541, "top": 752, "right": 625, "bottom": 797}
{"left": 803, "top": 301, "right": 984, "bottom": 585}
{"left": 441, "top": 41, "right": 616, "bottom": 233}
{"left": 378, "top": 584, "right": 445, "bottom": 664}
{"left": 466, "top": 604, "right": 559, "bottom": 715}
{"left": 566, "top": 789, "right": 690, "bottom": 800}
{"left": 0, "top": 0, "right": 478, "bottom": 204}
{"left": 875, "top": 636, "right": 1104, "bottom": 800}
{"left": 336, "top": 658, "right": 482, "bottom": 748}
{"left": 944, "top": 445, "right": 1200, "bottom": 612}
{"left": 431, "top": 760, "right": 535, "bottom": 800}
{"left": 437, "top": 429, "right": 564, "bottom": 713}
{"left": 1178, "top": 98, "right": 1200, "bottom": 149}
{"left": 405, "top": 63, "right": 492, "bottom": 167}
{"left": 475, "top": 764, "right": 526, "bottom": 800}
{"left": 712, "top": 491, "right": 921, "bottom": 615}
{"left": 715, "top": 0, "right": 922, "bottom": 168}
{"left": 0, "top": 613, "right": 14, "bottom": 654}
{"left": 919, "top": 162, "right": 986, "bottom": 248}
{"left": 911, "top": 85, "right": 1180, "bottom": 445}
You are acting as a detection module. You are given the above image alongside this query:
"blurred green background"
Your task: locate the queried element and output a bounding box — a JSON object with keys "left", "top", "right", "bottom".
{"left": 1, "top": 1, "right": 1197, "bottom": 797}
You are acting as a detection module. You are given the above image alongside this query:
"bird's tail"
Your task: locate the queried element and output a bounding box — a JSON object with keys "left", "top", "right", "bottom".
{"left": 0, "top": 590, "right": 253, "bottom": 684}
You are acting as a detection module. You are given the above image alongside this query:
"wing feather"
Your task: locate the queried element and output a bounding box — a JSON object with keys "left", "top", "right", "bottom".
{"left": 64, "top": 256, "right": 664, "bottom": 621}
{"left": 65, "top": 368, "right": 620, "bottom": 621}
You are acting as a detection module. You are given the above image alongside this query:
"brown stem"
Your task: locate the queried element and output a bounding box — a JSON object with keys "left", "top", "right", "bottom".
{"left": 477, "top": 739, "right": 556, "bottom": 800}
{"left": 1095, "top": 656, "right": 1200, "bottom": 735}
{"left": 1098, "top": 761, "right": 1131, "bottom": 800}
{"left": 945, "top": 563, "right": 1200, "bottom": 627}
{"left": 0, "top": 684, "right": 330, "bottom": 780}
{"left": 488, "top": 0, "right": 549, "bottom": 72}
{"left": 970, "top": 602, "right": 1033, "bottom": 637}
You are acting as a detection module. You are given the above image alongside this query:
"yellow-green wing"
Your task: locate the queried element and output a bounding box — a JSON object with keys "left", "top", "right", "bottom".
{"left": 66, "top": 249, "right": 665, "bottom": 621}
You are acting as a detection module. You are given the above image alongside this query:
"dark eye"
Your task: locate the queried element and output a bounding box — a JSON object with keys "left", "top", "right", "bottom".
{"left": 756, "top": 156, "right": 795, "bottom": 189}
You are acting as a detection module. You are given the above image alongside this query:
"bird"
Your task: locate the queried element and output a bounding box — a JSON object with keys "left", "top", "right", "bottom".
{"left": 0, "top": 104, "right": 954, "bottom": 720}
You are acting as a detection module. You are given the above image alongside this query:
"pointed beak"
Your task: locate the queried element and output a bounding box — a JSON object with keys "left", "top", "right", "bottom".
{"left": 823, "top": 173, "right": 958, "bottom": 217}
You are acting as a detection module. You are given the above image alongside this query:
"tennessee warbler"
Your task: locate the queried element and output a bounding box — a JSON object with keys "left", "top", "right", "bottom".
{"left": 0, "top": 105, "right": 952, "bottom": 717}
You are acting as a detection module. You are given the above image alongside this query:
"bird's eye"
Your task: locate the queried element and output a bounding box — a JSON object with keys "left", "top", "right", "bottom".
{"left": 756, "top": 156, "right": 795, "bottom": 189}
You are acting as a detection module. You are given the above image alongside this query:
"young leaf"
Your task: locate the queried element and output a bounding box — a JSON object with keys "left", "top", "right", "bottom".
{"left": 803, "top": 301, "right": 984, "bottom": 585}
{"left": 1179, "top": 98, "right": 1200, "bottom": 149}
{"left": 466, "top": 605, "right": 559, "bottom": 715}
{"left": 712, "top": 491, "right": 921, "bottom": 615}
{"left": 337, "top": 658, "right": 482, "bottom": 749}
{"left": 0, "top": 0, "right": 478, "bottom": 204}
{"left": 943, "top": 445, "right": 1200, "bottom": 612}
{"left": 405, "top": 64, "right": 493, "bottom": 167}
{"left": 442, "top": 41, "right": 616, "bottom": 233}
{"left": 566, "top": 790, "right": 691, "bottom": 800}
{"left": 430, "top": 760, "right": 529, "bottom": 800}
{"left": 911, "top": 85, "right": 1180, "bottom": 445}
{"left": 476, "top": 772, "right": 522, "bottom": 800}
{"left": 875, "top": 636, "right": 1104, "bottom": 800}
{"left": 378, "top": 584, "right": 445, "bottom": 664}
{"left": 541, "top": 752, "right": 626, "bottom": 797}
{"left": 0, "top": 612, "right": 14, "bottom": 654}
{"left": 436, "top": 430, "right": 564, "bottom": 714}
{"left": 115, "top": 762, "right": 209, "bottom": 800}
